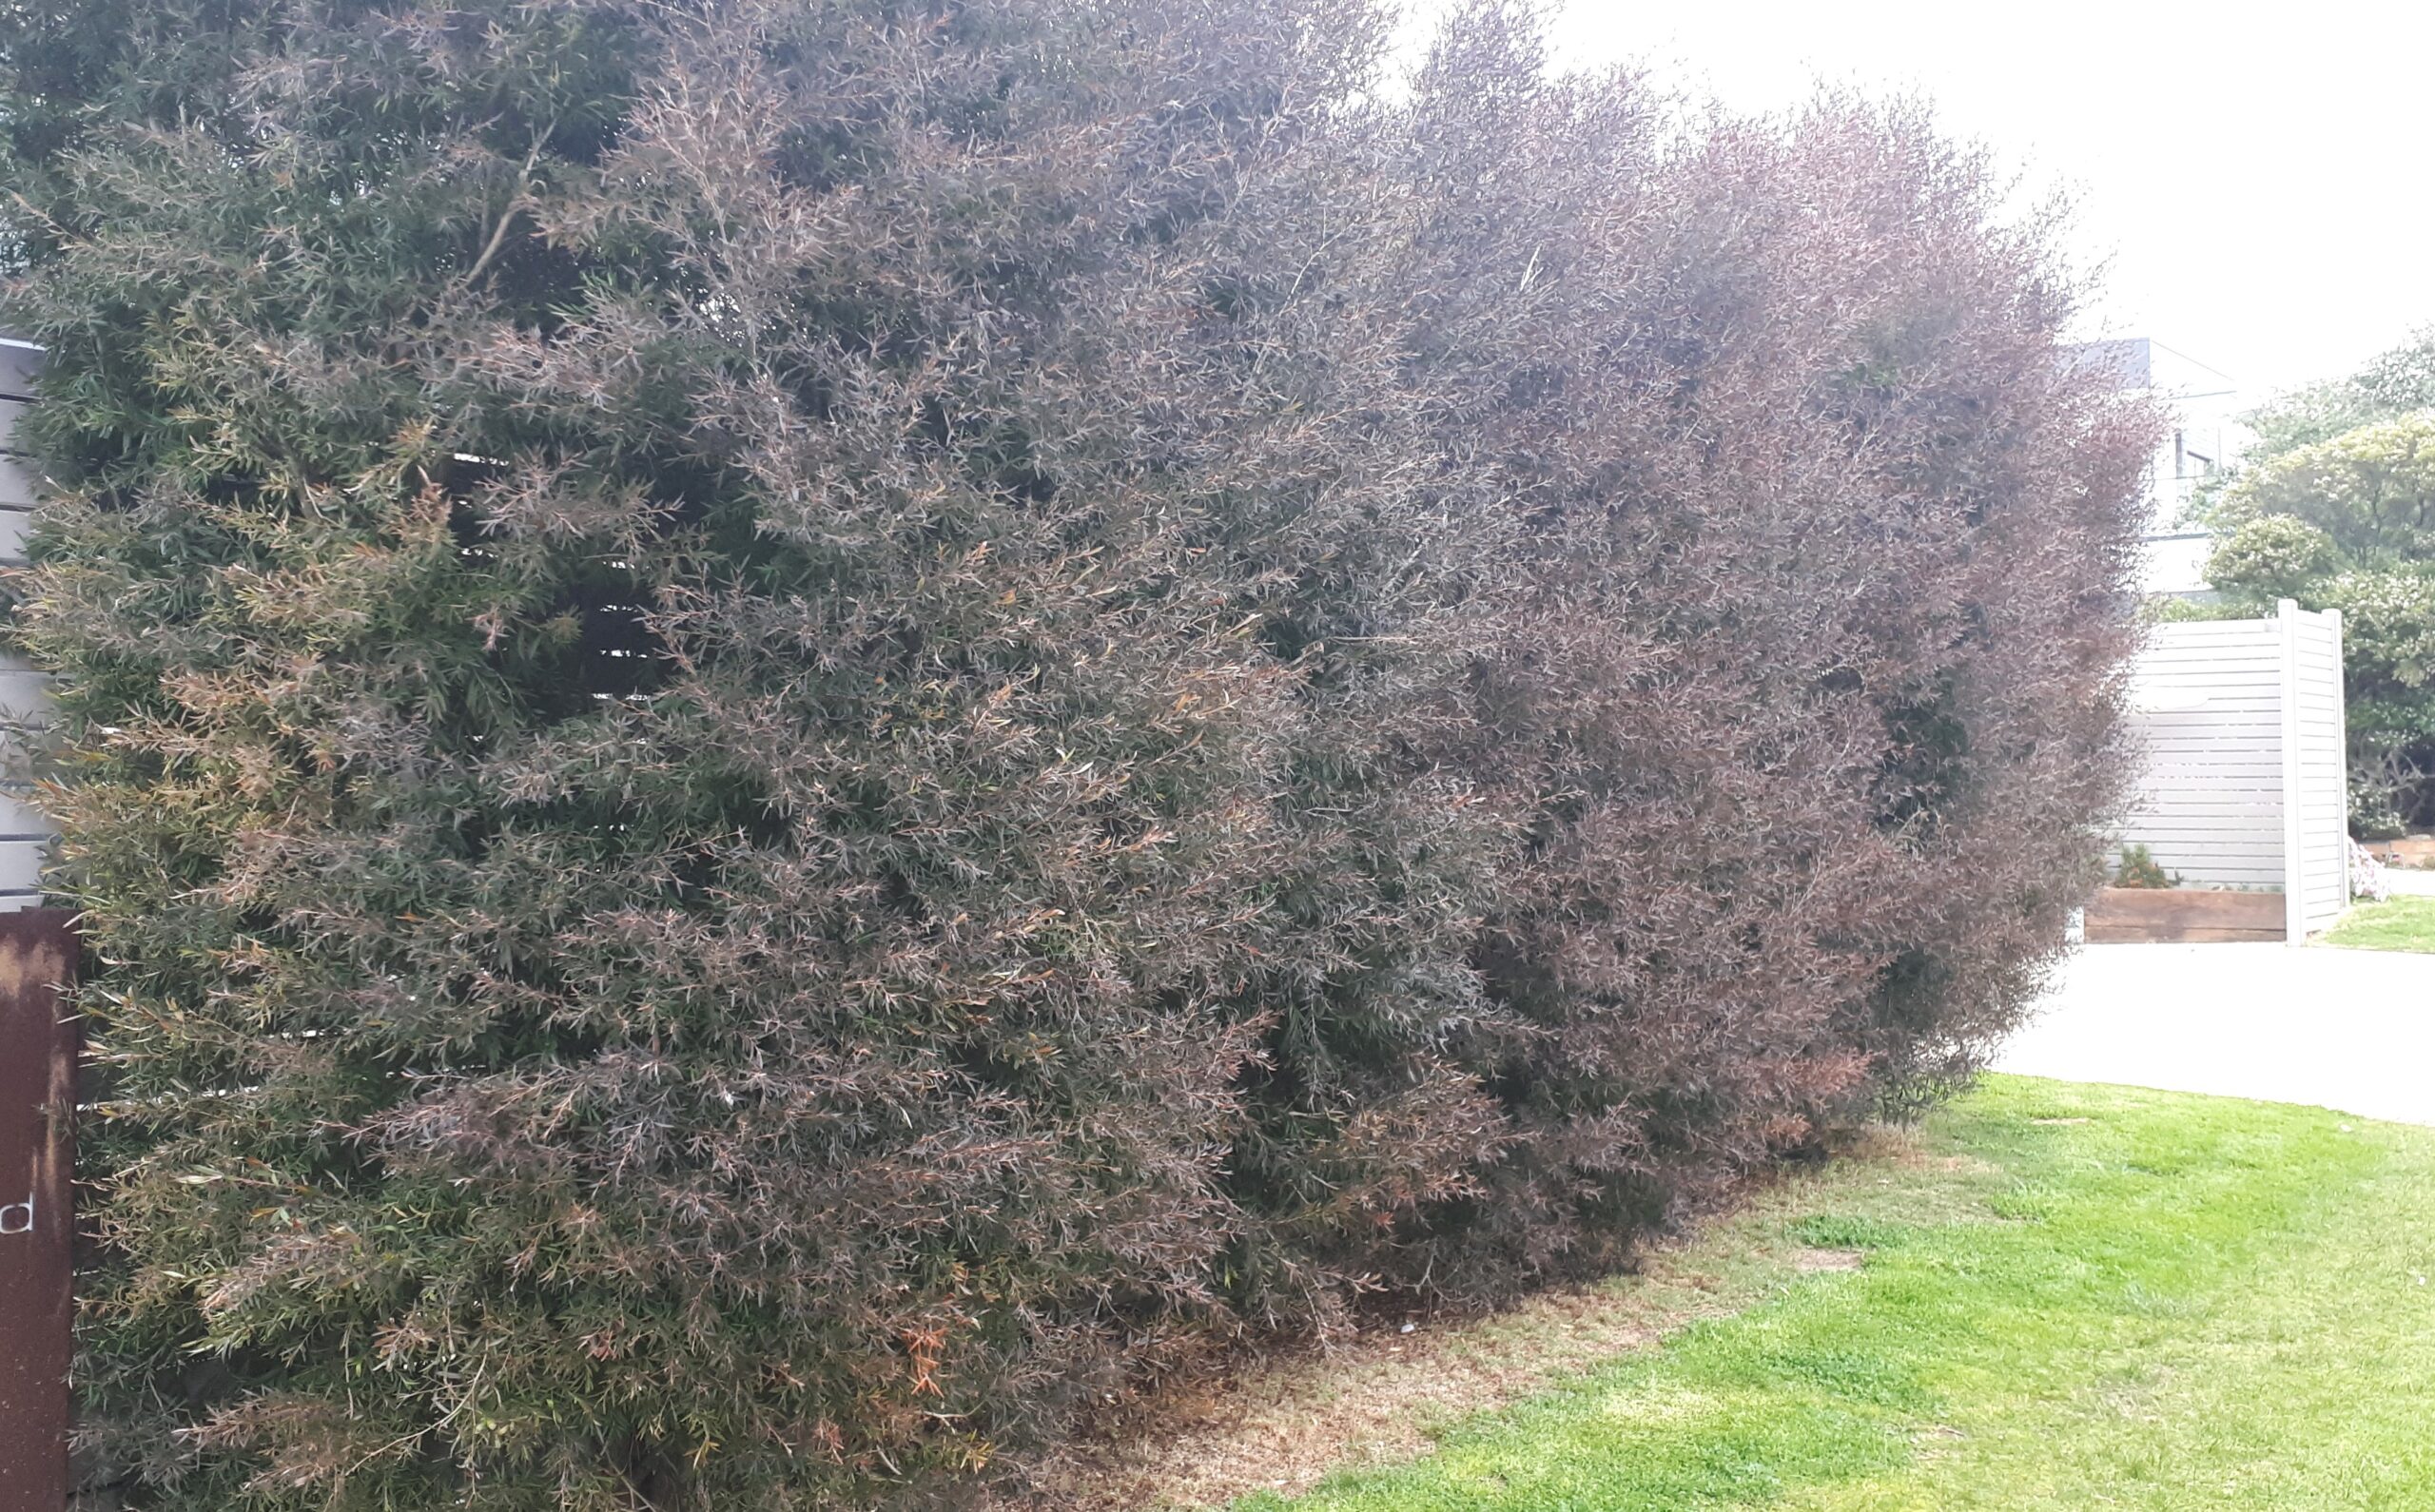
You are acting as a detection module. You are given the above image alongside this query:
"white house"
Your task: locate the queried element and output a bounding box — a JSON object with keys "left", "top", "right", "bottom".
{"left": 2075, "top": 336, "right": 2244, "bottom": 598}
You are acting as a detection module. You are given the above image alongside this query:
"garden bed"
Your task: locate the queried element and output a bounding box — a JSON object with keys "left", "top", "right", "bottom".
{"left": 2082, "top": 885, "right": 2285, "bottom": 943}
{"left": 2368, "top": 834, "right": 2435, "bottom": 870}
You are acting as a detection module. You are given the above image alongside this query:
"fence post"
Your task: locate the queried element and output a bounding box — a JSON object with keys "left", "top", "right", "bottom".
{"left": 2327, "top": 608, "right": 2348, "bottom": 909}
{"left": 2276, "top": 598, "right": 2305, "bottom": 944}
{"left": 0, "top": 909, "right": 77, "bottom": 1510}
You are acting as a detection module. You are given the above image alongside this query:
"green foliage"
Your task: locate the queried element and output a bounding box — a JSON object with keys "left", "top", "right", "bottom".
{"left": 2324, "top": 569, "right": 2435, "bottom": 689}
{"left": 2145, "top": 594, "right": 2250, "bottom": 625}
{"left": 2337, "top": 568, "right": 2435, "bottom": 833}
{"left": 2110, "top": 843, "right": 2175, "bottom": 889}
{"left": 2202, "top": 402, "right": 2435, "bottom": 831}
{"left": 2199, "top": 326, "right": 2435, "bottom": 832}
{"left": 0, "top": 1, "right": 2155, "bottom": 1506}
{"left": 2202, "top": 515, "right": 2339, "bottom": 601}
{"left": 2214, "top": 410, "right": 2435, "bottom": 566}
{"left": 2241, "top": 327, "right": 2435, "bottom": 459}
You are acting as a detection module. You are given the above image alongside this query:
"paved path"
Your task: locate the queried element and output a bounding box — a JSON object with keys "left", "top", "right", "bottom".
{"left": 1996, "top": 941, "right": 2435, "bottom": 1126}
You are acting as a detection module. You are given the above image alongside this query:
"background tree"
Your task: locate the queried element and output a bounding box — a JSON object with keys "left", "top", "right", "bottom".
{"left": 2240, "top": 326, "right": 2435, "bottom": 459}
{"left": 2202, "top": 339, "right": 2435, "bottom": 834}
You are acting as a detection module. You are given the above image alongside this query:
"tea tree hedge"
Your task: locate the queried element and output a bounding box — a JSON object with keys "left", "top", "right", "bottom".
{"left": 1369, "top": 52, "right": 2156, "bottom": 1288}
{"left": 0, "top": 0, "right": 2154, "bottom": 1505}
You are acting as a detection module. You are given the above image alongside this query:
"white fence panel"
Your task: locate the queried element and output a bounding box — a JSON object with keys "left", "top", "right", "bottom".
{"left": 2119, "top": 602, "right": 2350, "bottom": 939}
{"left": 2283, "top": 604, "right": 2348, "bottom": 935}
{"left": 2121, "top": 618, "right": 2288, "bottom": 889}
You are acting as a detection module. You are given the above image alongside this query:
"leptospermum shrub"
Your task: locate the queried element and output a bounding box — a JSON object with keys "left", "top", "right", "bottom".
{"left": 0, "top": 0, "right": 2153, "bottom": 1505}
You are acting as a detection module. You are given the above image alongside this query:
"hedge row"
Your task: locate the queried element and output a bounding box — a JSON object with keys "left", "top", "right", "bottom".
{"left": 0, "top": 0, "right": 2154, "bottom": 1505}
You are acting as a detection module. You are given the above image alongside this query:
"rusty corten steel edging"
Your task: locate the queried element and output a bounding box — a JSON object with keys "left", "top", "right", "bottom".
{"left": 0, "top": 909, "right": 77, "bottom": 1511}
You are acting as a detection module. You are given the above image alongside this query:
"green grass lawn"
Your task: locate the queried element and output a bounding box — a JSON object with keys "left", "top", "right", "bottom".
{"left": 2324, "top": 894, "right": 2435, "bottom": 954}
{"left": 1236, "top": 1078, "right": 2435, "bottom": 1512}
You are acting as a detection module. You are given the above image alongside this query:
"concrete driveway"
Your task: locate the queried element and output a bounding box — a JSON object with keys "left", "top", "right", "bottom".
{"left": 1996, "top": 941, "right": 2435, "bottom": 1126}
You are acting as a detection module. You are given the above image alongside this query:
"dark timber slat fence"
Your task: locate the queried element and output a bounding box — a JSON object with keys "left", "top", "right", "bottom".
{"left": 0, "top": 337, "right": 70, "bottom": 1508}
{"left": 0, "top": 908, "right": 76, "bottom": 1510}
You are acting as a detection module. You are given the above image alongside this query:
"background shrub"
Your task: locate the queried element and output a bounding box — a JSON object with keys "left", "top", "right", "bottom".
{"left": 2195, "top": 334, "right": 2435, "bottom": 833}
{"left": 0, "top": 0, "right": 2154, "bottom": 1505}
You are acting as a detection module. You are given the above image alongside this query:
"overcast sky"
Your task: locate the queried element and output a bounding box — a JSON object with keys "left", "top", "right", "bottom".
{"left": 1472, "top": 1, "right": 2434, "bottom": 410}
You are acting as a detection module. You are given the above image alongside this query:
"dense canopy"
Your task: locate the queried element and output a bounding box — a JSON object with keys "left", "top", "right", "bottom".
{"left": 2205, "top": 335, "right": 2435, "bottom": 833}
{"left": 0, "top": 0, "right": 2153, "bottom": 1505}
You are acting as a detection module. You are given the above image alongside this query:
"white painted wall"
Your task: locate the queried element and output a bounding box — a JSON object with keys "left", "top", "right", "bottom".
{"left": 2119, "top": 602, "right": 2349, "bottom": 937}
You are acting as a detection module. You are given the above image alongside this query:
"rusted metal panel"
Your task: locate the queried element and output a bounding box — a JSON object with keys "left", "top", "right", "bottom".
{"left": 0, "top": 909, "right": 77, "bottom": 1511}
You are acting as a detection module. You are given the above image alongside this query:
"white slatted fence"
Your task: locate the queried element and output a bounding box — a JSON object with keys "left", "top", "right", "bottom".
{"left": 2119, "top": 599, "right": 2349, "bottom": 939}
